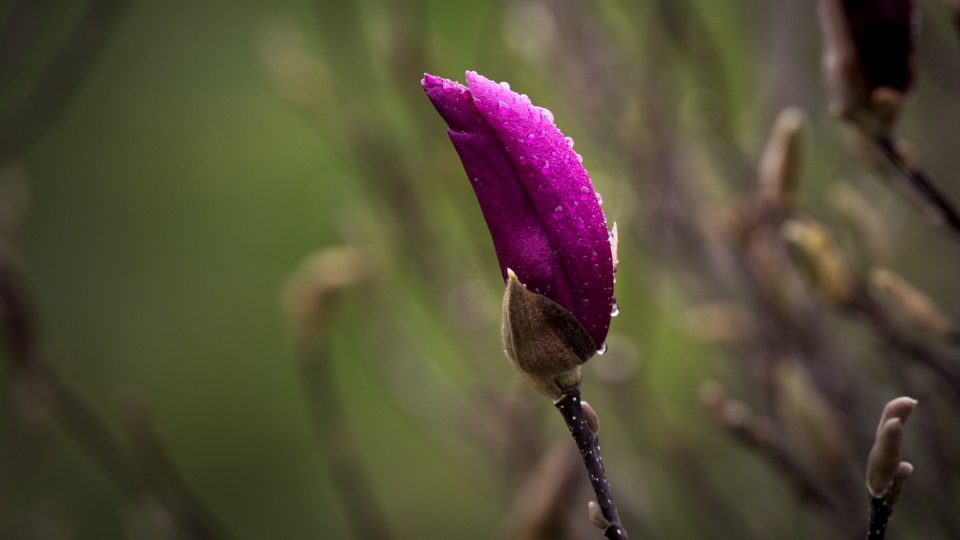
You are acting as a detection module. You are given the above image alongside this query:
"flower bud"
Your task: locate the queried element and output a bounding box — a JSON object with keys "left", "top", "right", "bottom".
{"left": 866, "top": 397, "right": 916, "bottom": 497}
{"left": 870, "top": 268, "right": 952, "bottom": 337}
{"left": 781, "top": 220, "right": 857, "bottom": 307}
{"left": 758, "top": 107, "right": 807, "bottom": 210}
{"left": 587, "top": 501, "right": 609, "bottom": 530}
{"left": 581, "top": 400, "right": 600, "bottom": 434}
{"left": 502, "top": 270, "right": 595, "bottom": 398}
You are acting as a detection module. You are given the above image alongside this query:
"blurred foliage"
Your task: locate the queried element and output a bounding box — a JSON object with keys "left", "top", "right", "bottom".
{"left": 1, "top": 0, "right": 960, "bottom": 539}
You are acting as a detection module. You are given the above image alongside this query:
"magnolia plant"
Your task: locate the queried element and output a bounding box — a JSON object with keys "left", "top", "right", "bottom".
{"left": 422, "top": 72, "right": 626, "bottom": 539}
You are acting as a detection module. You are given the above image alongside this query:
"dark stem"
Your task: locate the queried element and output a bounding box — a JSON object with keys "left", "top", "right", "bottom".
{"left": 553, "top": 386, "right": 629, "bottom": 540}
{"left": 866, "top": 493, "right": 893, "bottom": 540}
{"left": 873, "top": 135, "right": 960, "bottom": 243}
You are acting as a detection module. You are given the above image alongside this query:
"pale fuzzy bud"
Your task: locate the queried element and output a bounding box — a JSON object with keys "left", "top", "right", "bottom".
{"left": 282, "top": 246, "right": 371, "bottom": 336}
{"left": 871, "top": 268, "right": 952, "bottom": 337}
{"left": 829, "top": 182, "right": 889, "bottom": 262}
{"left": 888, "top": 461, "right": 914, "bottom": 504}
{"left": 867, "top": 418, "right": 904, "bottom": 497}
{"left": 876, "top": 396, "right": 917, "bottom": 436}
{"left": 501, "top": 270, "right": 594, "bottom": 398}
{"left": 818, "top": 0, "right": 870, "bottom": 120}
{"left": 587, "top": 501, "right": 609, "bottom": 530}
{"left": 759, "top": 108, "right": 807, "bottom": 210}
{"left": 866, "top": 397, "right": 916, "bottom": 497}
{"left": 581, "top": 400, "right": 600, "bottom": 434}
{"left": 782, "top": 220, "right": 857, "bottom": 307}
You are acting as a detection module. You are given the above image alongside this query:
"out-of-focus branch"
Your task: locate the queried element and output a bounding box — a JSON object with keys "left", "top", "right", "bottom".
{"left": 119, "top": 388, "right": 234, "bottom": 540}
{"left": 506, "top": 440, "right": 583, "bottom": 540}
{"left": 0, "top": 240, "right": 231, "bottom": 540}
{"left": 873, "top": 136, "right": 960, "bottom": 244}
{"left": 0, "top": 0, "right": 56, "bottom": 83}
{"left": 698, "top": 381, "right": 861, "bottom": 537}
{"left": 283, "top": 247, "right": 398, "bottom": 540}
{"left": 0, "top": 0, "right": 132, "bottom": 160}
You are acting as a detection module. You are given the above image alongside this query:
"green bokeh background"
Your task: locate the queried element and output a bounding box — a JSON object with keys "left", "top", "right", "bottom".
{"left": 3, "top": 0, "right": 960, "bottom": 538}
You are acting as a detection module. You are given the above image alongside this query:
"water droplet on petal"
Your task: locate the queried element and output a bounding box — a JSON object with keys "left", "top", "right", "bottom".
{"left": 610, "top": 303, "right": 620, "bottom": 317}
{"left": 527, "top": 133, "right": 535, "bottom": 140}
{"left": 577, "top": 217, "right": 585, "bottom": 229}
{"left": 498, "top": 100, "right": 511, "bottom": 114}
{"left": 442, "top": 82, "right": 453, "bottom": 93}
{"left": 519, "top": 94, "right": 531, "bottom": 104}
{"left": 579, "top": 186, "right": 590, "bottom": 201}
{"left": 565, "top": 136, "right": 575, "bottom": 148}
{"left": 554, "top": 205, "right": 563, "bottom": 213}
{"left": 473, "top": 177, "right": 479, "bottom": 182}
{"left": 500, "top": 81, "right": 511, "bottom": 90}
{"left": 576, "top": 153, "right": 583, "bottom": 163}
{"left": 541, "top": 160, "right": 550, "bottom": 174}
{"left": 597, "top": 342, "right": 607, "bottom": 355}
{"left": 518, "top": 156, "right": 526, "bottom": 163}
{"left": 582, "top": 299, "right": 590, "bottom": 305}
{"left": 596, "top": 192, "right": 604, "bottom": 205}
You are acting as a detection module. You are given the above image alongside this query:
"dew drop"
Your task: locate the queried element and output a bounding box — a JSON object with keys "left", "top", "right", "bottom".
{"left": 498, "top": 100, "right": 511, "bottom": 114}
{"left": 596, "top": 192, "right": 604, "bottom": 205}
{"left": 541, "top": 160, "right": 550, "bottom": 174}
{"left": 565, "top": 136, "right": 575, "bottom": 148}
{"left": 554, "top": 205, "right": 563, "bottom": 213}
{"left": 582, "top": 299, "right": 590, "bottom": 305}
{"left": 597, "top": 342, "right": 607, "bottom": 355}
{"left": 473, "top": 177, "right": 479, "bottom": 182}
{"left": 442, "top": 82, "right": 453, "bottom": 93}
{"left": 519, "top": 94, "right": 531, "bottom": 104}
{"left": 527, "top": 133, "right": 535, "bottom": 140}
{"left": 577, "top": 217, "right": 585, "bottom": 229}
{"left": 610, "top": 303, "right": 620, "bottom": 317}
{"left": 579, "top": 186, "right": 590, "bottom": 201}
{"left": 500, "top": 81, "right": 511, "bottom": 90}
{"left": 518, "top": 156, "right": 526, "bottom": 163}
{"left": 576, "top": 153, "right": 583, "bottom": 163}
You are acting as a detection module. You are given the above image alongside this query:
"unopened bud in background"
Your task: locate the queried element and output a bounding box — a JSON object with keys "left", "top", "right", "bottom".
{"left": 781, "top": 220, "right": 857, "bottom": 308}
{"left": 282, "top": 246, "right": 371, "bottom": 337}
{"left": 758, "top": 108, "right": 807, "bottom": 210}
{"left": 866, "top": 397, "right": 916, "bottom": 497}
{"left": 870, "top": 268, "right": 952, "bottom": 337}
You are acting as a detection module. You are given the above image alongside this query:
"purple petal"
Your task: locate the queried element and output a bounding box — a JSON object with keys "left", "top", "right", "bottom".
{"left": 422, "top": 74, "right": 568, "bottom": 303}
{"left": 465, "top": 71, "right": 614, "bottom": 347}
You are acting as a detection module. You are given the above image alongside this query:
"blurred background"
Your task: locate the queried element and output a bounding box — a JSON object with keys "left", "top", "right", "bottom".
{"left": 1, "top": 0, "right": 960, "bottom": 538}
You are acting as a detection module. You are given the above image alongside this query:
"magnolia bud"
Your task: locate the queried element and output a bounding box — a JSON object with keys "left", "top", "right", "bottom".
{"left": 870, "top": 268, "right": 952, "bottom": 337}
{"left": 889, "top": 461, "right": 914, "bottom": 504}
{"left": 581, "top": 400, "right": 600, "bottom": 434}
{"left": 502, "top": 270, "right": 595, "bottom": 398}
{"left": 759, "top": 108, "right": 807, "bottom": 210}
{"left": 587, "top": 501, "right": 609, "bottom": 530}
{"left": 866, "top": 397, "right": 916, "bottom": 498}
{"left": 818, "top": 0, "right": 870, "bottom": 120}
{"left": 782, "top": 220, "right": 856, "bottom": 307}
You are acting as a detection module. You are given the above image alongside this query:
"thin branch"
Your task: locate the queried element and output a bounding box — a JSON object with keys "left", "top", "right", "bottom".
{"left": 866, "top": 493, "right": 893, "bottom": 540}
{"left": 873, "top": 136, "right": 960, "bottom": 243}
{"left": 554, "top": 387, "right": 628, "bottom": 540}
{"left": 0, "top": 0, "right": 132, "bottom": 159}
{"left": 0, "top": 241, "right": 232, "bottom": 540}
